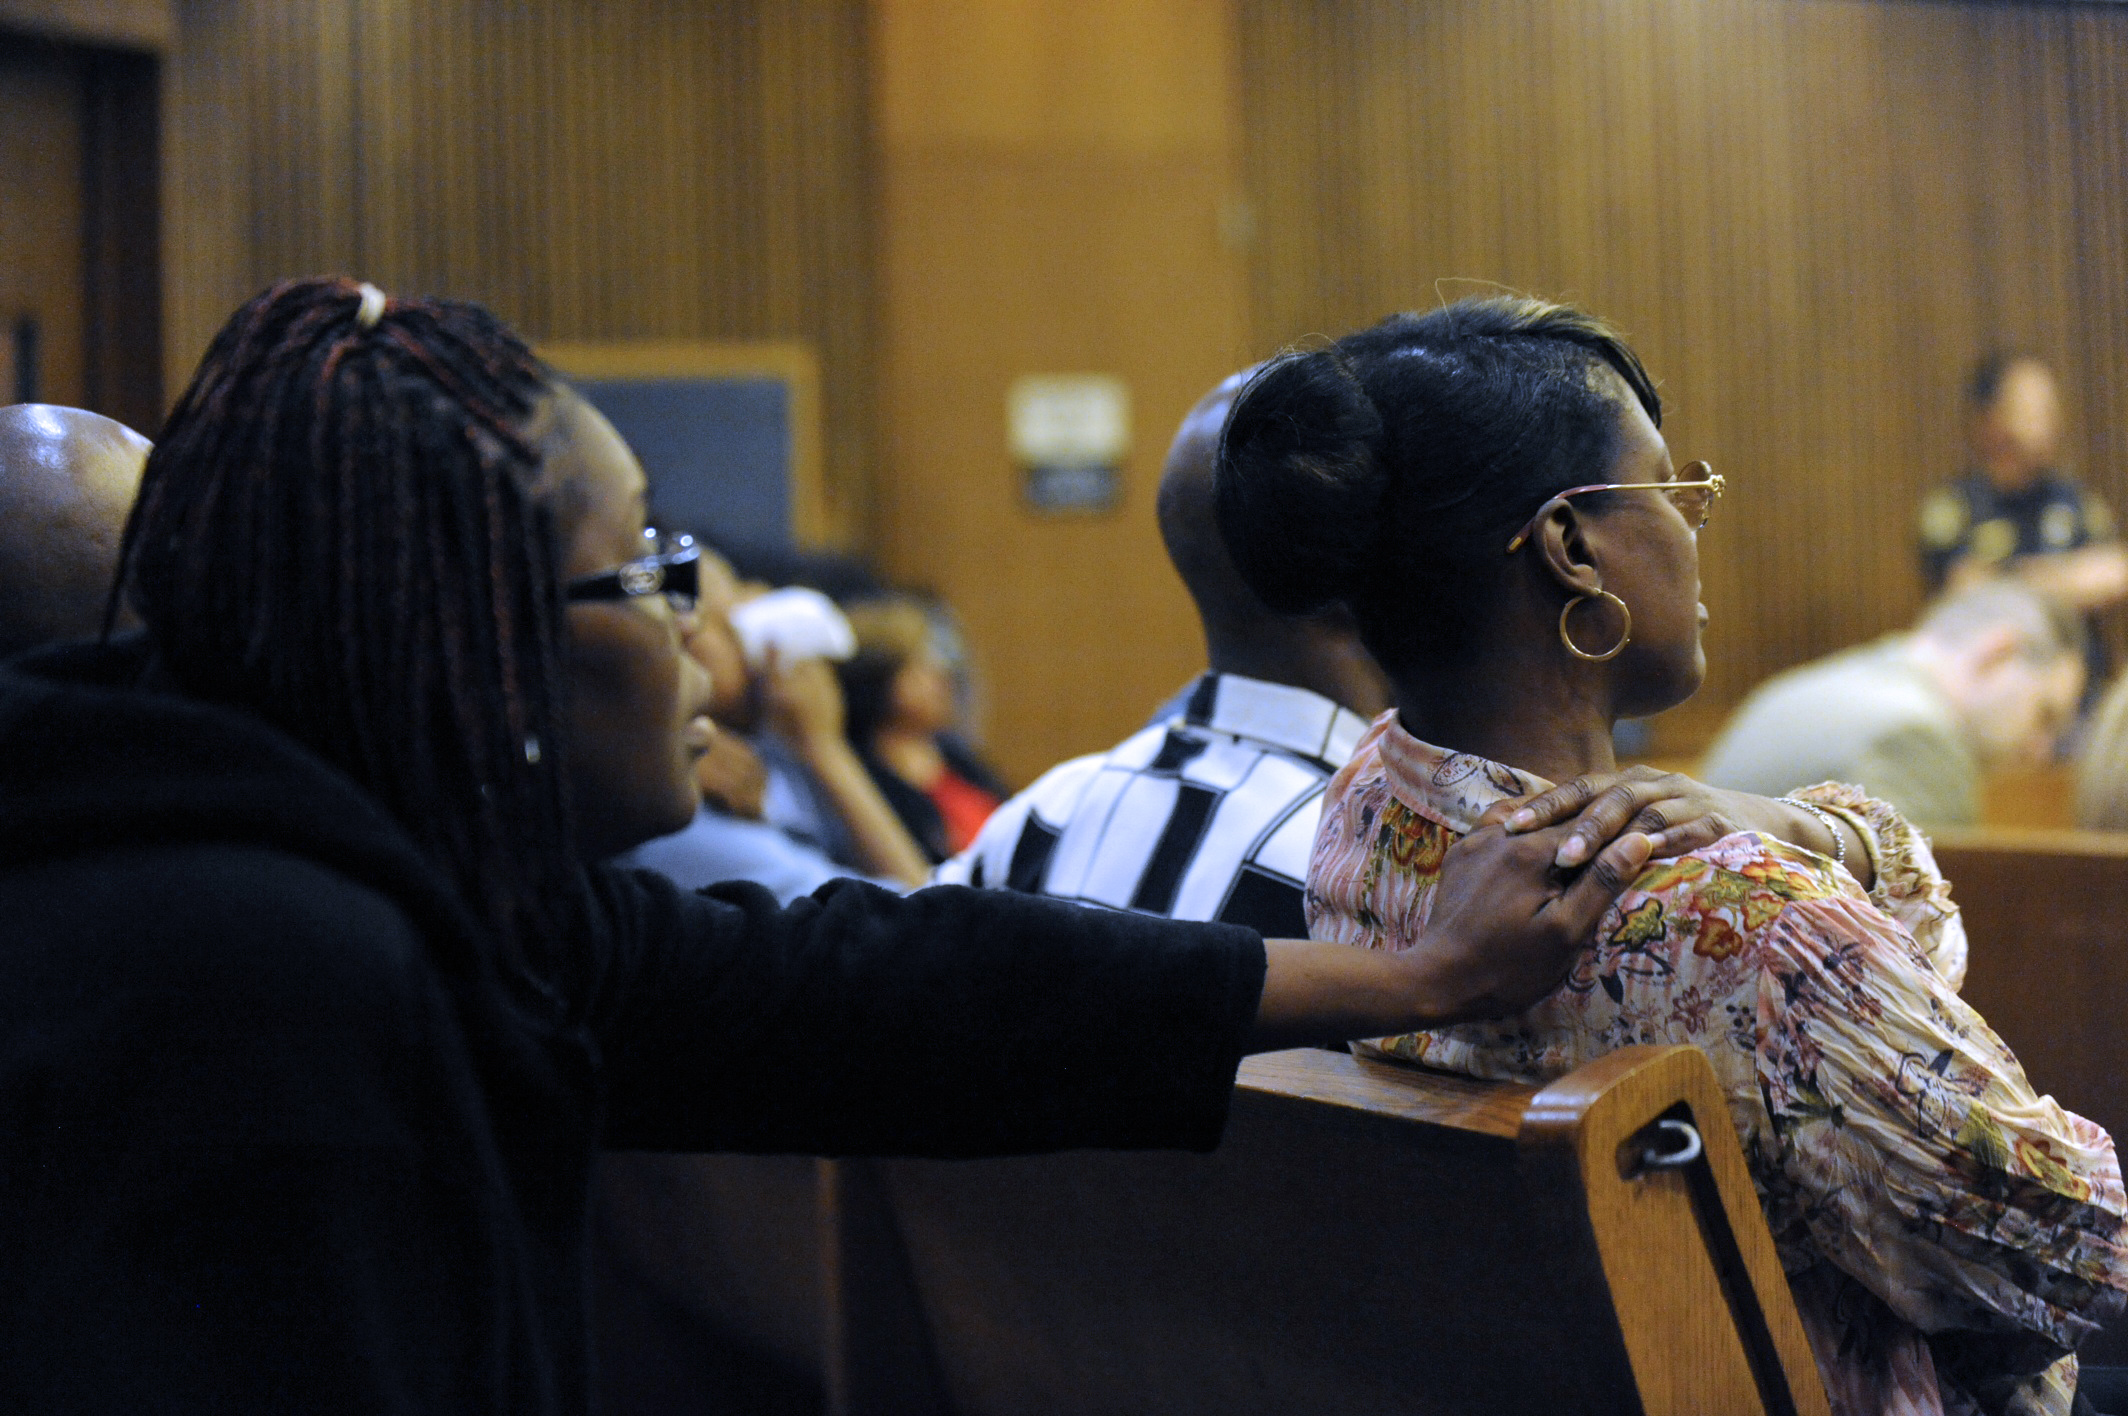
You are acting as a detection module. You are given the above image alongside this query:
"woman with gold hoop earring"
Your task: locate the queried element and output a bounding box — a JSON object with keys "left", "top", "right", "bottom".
{"left": 1212, "top": 293, "right": 2128, "bottom": 1416}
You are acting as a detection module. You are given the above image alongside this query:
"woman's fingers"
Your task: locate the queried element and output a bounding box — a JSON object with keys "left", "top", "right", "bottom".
{"left": 1540, "top": 778, "right": 1675, "bottom": 868}
{"left": 1638, "top": 811, "right": 1737, "bottom": 859}
{"left": 1506, "top": 767, "right": 1758, "bottom": 868}
{"left": 1444, "top": 818, "right": 1652, "bottom": 1013}
{"left": 1503, "top": 765, "right": 1665, "bottom": 834}
{"left": 1502, "top": 774, "right": 1607, "bottom": 833}
{"left": 1544, "top": 829, "right": 1654, "bottom": 942}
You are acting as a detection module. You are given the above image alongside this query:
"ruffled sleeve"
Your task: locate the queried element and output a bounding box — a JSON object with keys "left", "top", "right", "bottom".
{"left": 1750, "top": 891, "right": 2128, "bottom": 1398}
{"left": 1793, "top": 780, "right": 1968, "bottom": 991}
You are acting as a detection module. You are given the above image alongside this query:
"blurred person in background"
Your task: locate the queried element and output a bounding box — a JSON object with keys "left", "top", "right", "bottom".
{"left": 1919, "top": 353, "right": 2125, "bottom": 696}
{"left": 617, "top": 544, "right": 931, "bottom": 897}
{"left": 0, "top": 404, "right": 150, "bottom": 659}
{"left": 2074, "top": 672, "right": 2128, "bottom": 831}
{"left": 837, "top": 594, "right": 1008, "bottom": 861}
{"left": 1702, "top": 581, "right": 2084, "bottom": 829}
{"left": 715, "top": 539, "right": 887, "bottom": 606}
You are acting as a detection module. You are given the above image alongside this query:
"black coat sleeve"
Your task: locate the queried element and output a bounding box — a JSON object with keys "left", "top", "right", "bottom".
{"left": 583, "top": 870, "right": 1266, "bottom": 1158}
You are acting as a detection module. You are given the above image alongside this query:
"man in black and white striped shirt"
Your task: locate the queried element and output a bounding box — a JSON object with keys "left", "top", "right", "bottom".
{"left": 936, "top": 373, "right": 1390, "bottom": 935}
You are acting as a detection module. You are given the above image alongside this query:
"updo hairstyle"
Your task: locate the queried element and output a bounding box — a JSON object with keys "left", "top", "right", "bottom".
{"left": 1213, "top": 295, "right": 1661, "bottom": 672}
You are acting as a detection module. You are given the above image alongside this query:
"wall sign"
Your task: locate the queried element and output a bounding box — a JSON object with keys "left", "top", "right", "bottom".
{"left": 540, "top": 340, "right": 835, "bottom": 552}
{"left": 1009, "top": 374, "right": 1129, "bottom": 515}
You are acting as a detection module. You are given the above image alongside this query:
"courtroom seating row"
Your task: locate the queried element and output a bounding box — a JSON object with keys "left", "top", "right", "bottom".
{"left": 593, "top": 824, "right": 2128, "bottom": 1408}
{"left": 598, "top": 1044, "right": 1833, "bottom": 1415}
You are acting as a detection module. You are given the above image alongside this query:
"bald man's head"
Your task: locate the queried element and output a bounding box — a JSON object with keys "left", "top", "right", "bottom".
{"left": 0, "top": 404, "right": 150, "bottom": 658}
{"left": 1156, "top": 370, "right": 1257, "bottom": 633}
{"left": 1157, "top": 372, "right": 1390, "bottom": 716}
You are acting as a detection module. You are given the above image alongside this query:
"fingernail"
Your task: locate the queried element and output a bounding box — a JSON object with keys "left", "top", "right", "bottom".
{"left": 1506, "top": 809, "right": 1536, "bottom": 831}
{"left": 1555, "top": 836, "right": 1590, "bottom": 867}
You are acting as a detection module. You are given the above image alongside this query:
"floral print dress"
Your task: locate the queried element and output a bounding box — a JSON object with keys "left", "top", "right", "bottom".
{"left": 1307, "top": 712, "right": 2128, "bottom": 1416}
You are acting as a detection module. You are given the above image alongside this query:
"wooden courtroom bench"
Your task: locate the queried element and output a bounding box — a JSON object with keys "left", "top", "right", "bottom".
{"left": 597, "top": 1044, "right": 1829, "bottom": 1415}
{"left": 593, "top": 1152, "right": 829, "bottom": 1414}
{"left": 1932, "top": 827, "right": 2128, "bottom": 1158}
{"left": 1920, "top": 827, "right": 2128, "bottom": 1366}
{"left": 835, "top": 1044, "right": 1828, "bottom": 1415}
{"left": 597, "top": 828, "right": 2125, "bottom": 1406}
{"left": 1978, "top": 765, "right": 2078, "bottom": 830}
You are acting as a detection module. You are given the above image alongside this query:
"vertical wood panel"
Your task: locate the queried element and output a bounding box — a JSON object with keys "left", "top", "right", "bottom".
{"left": 1239, "top": 0, "right": 2128, "bottom": 752}
{"left": 152, "top": 0, "right": 2128, "bottom": 775}
{"left": 871, "top": 0, "right": 1253, "bottom": 784}
{"left": 162, "top": 0, "right": 873, "bottom": 545}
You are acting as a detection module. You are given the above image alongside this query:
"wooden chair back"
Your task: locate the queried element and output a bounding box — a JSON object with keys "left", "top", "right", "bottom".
{"left": 833, "top": 1044, "right": 1831, "bottom": 1416}
{"left": 1932, "top": 827, "right": 2128, "bottom": 1148}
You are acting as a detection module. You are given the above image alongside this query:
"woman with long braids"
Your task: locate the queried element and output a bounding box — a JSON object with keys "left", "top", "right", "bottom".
{"left": 0, "top": 278, "right": 1686, "bottom": 1412}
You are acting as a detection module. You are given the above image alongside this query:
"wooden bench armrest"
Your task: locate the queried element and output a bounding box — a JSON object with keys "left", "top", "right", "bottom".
{"left": 1239, "top": 1043, "right": 1829, "bottom": 1416}
{"left": 1238, "top": 1046, "right": 1535, "bottom": 1137}
{"left": 1522, "top": 1045, "right": 1830, "bottom": 1416}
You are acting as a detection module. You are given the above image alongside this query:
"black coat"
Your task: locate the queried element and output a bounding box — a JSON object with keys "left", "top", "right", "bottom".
{"left": 0, "top": 642, "right": 1264, "bottom": 1414}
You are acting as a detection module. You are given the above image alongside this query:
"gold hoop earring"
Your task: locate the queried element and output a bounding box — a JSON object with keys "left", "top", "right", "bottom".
{"left": 1559, "top": 591, "right": 1631, "bottom": 662}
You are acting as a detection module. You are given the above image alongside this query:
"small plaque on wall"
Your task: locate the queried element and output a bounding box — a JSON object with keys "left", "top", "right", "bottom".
{"left": 1023, "top": 462, "right": 1121, "bottom": 512}
{"left": 1009, "top": 374, "right": 1129, "bottom": 515}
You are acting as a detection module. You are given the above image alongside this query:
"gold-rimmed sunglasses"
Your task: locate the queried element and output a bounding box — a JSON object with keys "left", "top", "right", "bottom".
{"left": 1504, "top": 460, "right": 1724, "bottom": 554}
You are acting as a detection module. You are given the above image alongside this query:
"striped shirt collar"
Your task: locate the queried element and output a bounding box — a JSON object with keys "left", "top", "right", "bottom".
{"left": 1178, "top": 673, "right": 1372, "bottom": 771}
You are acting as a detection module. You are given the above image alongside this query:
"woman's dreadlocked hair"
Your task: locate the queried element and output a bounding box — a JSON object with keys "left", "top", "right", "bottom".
{"left": 115, "top": 277, "right": 580, "bottom": 1001}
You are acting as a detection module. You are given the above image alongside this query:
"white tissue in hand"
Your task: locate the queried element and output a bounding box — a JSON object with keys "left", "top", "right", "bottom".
{"left": 728, "top": 587, "right": 858, "bottom": 666}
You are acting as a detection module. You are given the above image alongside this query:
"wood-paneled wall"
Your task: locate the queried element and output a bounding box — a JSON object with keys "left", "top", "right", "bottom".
{"left": 161, "top": 0, "right": 873, "bottom": 539}
{"left": 1237, "top": 0, "right": 2128, "bottom": 751}
{"left": 150, "top": 0, "right": 2128, "bottom": 772}
{"left": 871, "top": 0, "right": 1253, "bottom": 785}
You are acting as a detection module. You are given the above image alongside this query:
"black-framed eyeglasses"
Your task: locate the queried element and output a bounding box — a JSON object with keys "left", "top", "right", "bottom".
{"left": 565, "top": 530, "right": 700, "bottom": 611}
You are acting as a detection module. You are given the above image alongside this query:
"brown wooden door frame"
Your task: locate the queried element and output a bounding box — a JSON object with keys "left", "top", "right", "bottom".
{"left": 78, "top": 41, "right": 161, "bottom": 435}
{"left": 0, "top": 23, "right": 162, "bottom": 434}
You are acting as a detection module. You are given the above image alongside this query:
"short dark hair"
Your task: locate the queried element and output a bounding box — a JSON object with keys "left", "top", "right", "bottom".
{"left": 1213, "top": 294, "right": 1660, "bottom": 671}
{"left": 1967, "top": 349, "right": 2042, "bottom": 411}
{"left": 116, "top": 277, "right": 581, "bottom": 998}
{"left": 836, "top": 595, "right": 936, "bottom": 747}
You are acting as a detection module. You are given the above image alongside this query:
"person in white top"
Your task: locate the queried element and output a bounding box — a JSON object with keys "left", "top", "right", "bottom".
{"left": 935, "top": 373, "right": 1392, "bottom": 932}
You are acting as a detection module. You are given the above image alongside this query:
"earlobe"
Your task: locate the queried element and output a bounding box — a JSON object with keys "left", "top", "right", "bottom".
{"left": 1537, "top": 504, "right": 1632, "bottom": 662}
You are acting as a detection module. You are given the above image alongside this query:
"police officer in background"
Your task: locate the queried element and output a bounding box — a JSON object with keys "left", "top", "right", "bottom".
{"left": 1918, "top": 353, "right": 2126, "bottom": 696}
{"left": 1920, "top": 354, "right": 2126, "bottom": 610}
